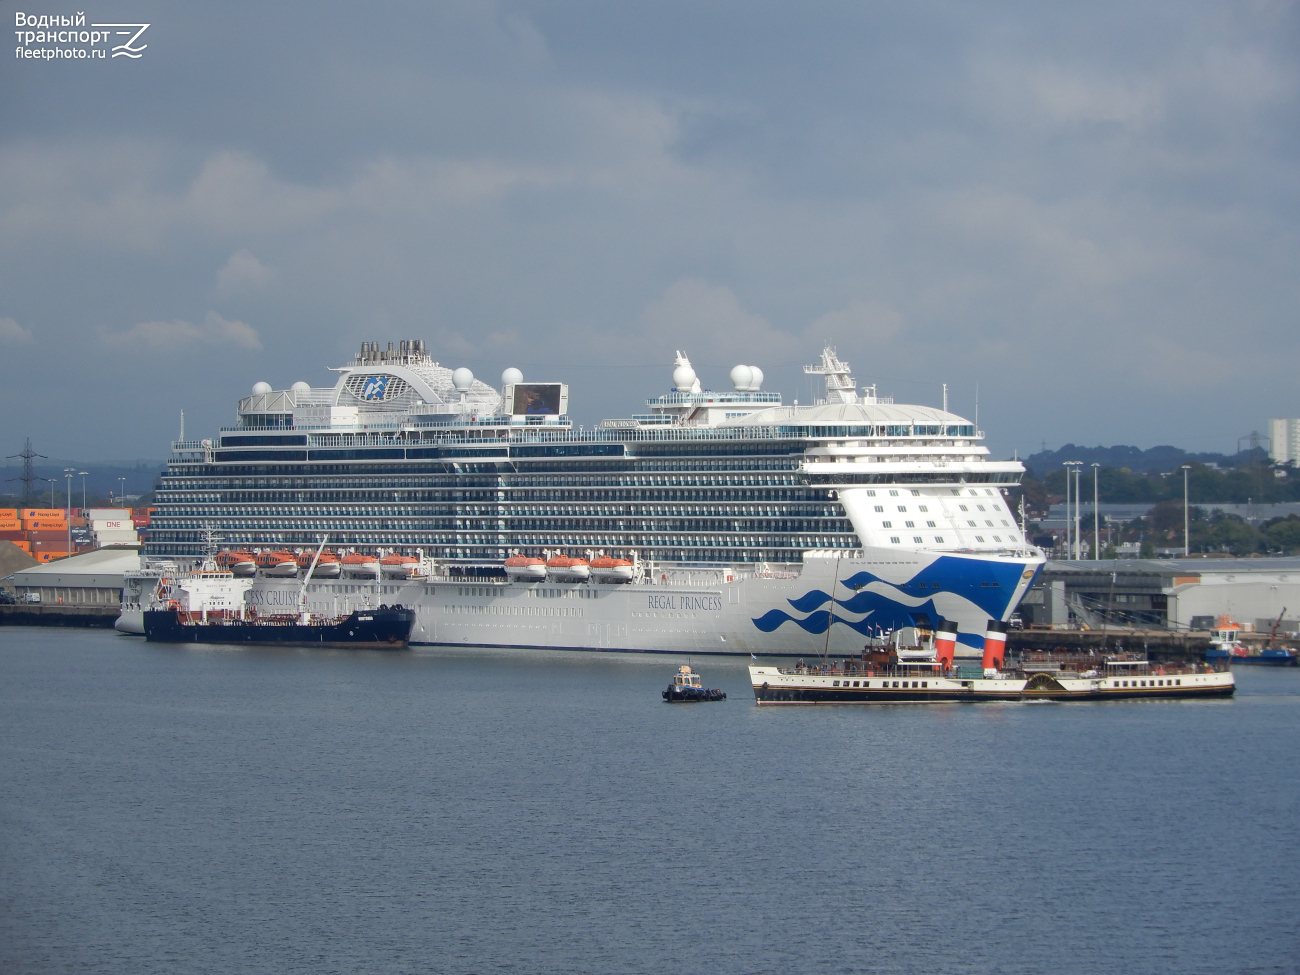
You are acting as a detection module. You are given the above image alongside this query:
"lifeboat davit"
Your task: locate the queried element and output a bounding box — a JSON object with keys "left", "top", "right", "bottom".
{"left": 589, "top": 556, "right": 634, "bottom": 584}
{"left": 298, "top": 550, "right": 342, "bottom": 578}
{"left": 545, "top": 555, "right": 590, "bottom": 582}
{"left": 218, "top": 550, "right": 258, "bottom": 577}
{"left": 341, "top": 553, "right": 381, "bottom": 579}
{"left": 258, "top": 550, "right": 300, "bottom": 577}
{"left": 380, "top": 554, "right": 422, "bottom": 579}
{"left": 504, "top": 555, "right": 547, "bottom": 582}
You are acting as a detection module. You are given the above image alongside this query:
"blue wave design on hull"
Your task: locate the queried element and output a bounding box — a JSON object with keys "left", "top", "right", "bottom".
{"left": 841, "top": 555, "right": 1031, "bottom": 619}
{"left": 753, "top": 553, "right": 1042, "bottom": 641}
{"left": 787, "top": 589, "right": 834, "bottom": 613}
{"left": 754, "top": 598, "right": 941, "bottom": 635}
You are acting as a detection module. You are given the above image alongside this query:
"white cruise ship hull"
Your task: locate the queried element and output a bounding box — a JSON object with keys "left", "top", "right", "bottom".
{"left": 274, "top": 547, "right": 1041, "bottom": 656}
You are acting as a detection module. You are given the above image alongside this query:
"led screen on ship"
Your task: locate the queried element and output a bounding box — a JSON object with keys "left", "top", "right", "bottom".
{"left": 512, "top": 384, "right": 562, "bottom": 416}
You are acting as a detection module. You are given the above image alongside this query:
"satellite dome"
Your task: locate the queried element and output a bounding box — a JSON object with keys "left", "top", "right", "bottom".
{"left": 252, "top": 381, "right": 272, "bottom": 395}
{"left": 452, "top": 367, "right": 475, "bottom": 392}
{"left": 291, "top": 381, "right": 311, "bottom": 393}
{"left": 672, "top": 364, "right": 697, "bottom": 390}
{"left": 501, "top": 367, "right": 523, "bottom": 387}
{"left": 730, "top": 365, "right": 763, "bottom": 392}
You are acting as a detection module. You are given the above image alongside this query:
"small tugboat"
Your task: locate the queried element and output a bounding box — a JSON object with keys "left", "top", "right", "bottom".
{"left": 663, "top": 665, "right": 726, "bottom": 702}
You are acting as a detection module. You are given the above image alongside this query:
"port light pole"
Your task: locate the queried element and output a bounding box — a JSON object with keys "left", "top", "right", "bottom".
{"left": 79, "top": 471, "right": 88, "bottom": 509}
{"left": 1064, "top": 461, "right": 1082, "bottom": 559}
{"left": 1092, "top": 463, "right": 1100, "bottom": 560}
{"left": 64, "top": 468, "right": 75, "bottom": 559}
{"left": 1182, "top": 464, "right": 1191, "bottom": 557}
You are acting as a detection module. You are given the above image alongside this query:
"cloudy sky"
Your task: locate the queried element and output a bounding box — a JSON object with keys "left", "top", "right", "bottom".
{"left": 2, "top": 0, "right": 1297, "bottom": 460}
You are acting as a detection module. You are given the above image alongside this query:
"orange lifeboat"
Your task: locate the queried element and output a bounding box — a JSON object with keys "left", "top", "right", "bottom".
{"left": 545, "top": 555, "right": 590, "bottom": 583}
{"left": 589, "top": 556, "right": 634, "bottom": 584}
{"left": 257, "top": 550, "right": 301, "bottom": 577}
{"left": 298, "top": 549, "right": 342, "bottom": 578}
{"left": 380, "top": 554, "right": 423, "bottom": 579}
{"left": 340, "top": 552, "right": 380, "bottom": 579}
{"left": 504, "top": 555, "right": 547, "bottom": 582}
{"left": 217, "top": 550, "right": 258, "bottom": 577}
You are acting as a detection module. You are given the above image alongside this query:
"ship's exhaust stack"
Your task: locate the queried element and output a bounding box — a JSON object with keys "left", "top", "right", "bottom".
{"left": 935, "top": 619, "right": 958, "bottom": 669}
{"left": 983, "top": 619, "right": 1008, "bottom": 672}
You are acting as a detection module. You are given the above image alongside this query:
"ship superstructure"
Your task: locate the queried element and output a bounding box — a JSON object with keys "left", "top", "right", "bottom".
{"left": 142, "top": 342, "right": 1044, "bottom": 655}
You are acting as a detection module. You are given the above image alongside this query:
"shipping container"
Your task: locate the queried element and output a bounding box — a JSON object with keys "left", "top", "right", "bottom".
{"left": 0, "top": 520, "right": 21, "bottom": 532}
{"left": 20, "top": 509, "right": 66, "bottom": 519}
{"left": 0, "top": 508, "right": 17, "bottom": 519}
{"left": 92, "top": 519, "right": 131, "bottom": 531}
{"left": 13, "top": 541, "right": 31, "bottom": 553}
{"left": 36, "top": 552, "right": 71, "bottom": 562}
{"left": 27, "top": 530, "right": 73, "bottom": 542}
{"left": 0, "top": 530, "right": 27, "bottom": 542}
{"left": 22, "top": 519, "right": 69, "bottom": 531}
{"left": 85, "top": 508, "right": 131, "bottom": 520}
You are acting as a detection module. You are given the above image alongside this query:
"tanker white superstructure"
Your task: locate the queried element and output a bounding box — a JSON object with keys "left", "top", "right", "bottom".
{"left": 137, "top": 345, "right": 1044, "bottom": 656}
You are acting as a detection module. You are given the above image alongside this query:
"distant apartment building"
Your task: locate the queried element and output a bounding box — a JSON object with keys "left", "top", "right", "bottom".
{"left": 1269, "top": 418, "right": 1300, "bottom": 464}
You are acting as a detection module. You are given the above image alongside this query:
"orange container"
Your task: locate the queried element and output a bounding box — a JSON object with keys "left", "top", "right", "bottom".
{"left": 0, "top": 508, "right": 17, "bottom": 520}
{"left": 20, "top": 508, "right": 65, "bottom": 519}
{"left": 12, "top": 540, "right": 32, "bottom": 553}
{"left": 36, "top": 551, "right": 70, "bottom": 562}
{"left": 0, "top": 520, "right": 21, "bottom": 532}
{"left": 23, "top": 523, "right": 68, "bottom": 534}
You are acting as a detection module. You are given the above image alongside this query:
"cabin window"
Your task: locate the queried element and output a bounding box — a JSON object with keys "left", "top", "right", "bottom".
{"left": 905, "top": 521, "right": 915, "bottom": 528}
{"left": 1176, "top": 679, "right": 1181, "bottom": 685}
{"left": 959, "top": 504, "right": 969, "bottom": 511}
{"left": 934, "top": 537, "right": 944, "bottom": 543}
{"left": 874, "top": 505, "right": 884, "bottom": 512}
{"left": 852, "top": 681, "right": 859, "bottom": 687}
{"left": 892, "top": 681, "right": 899, "bottom": 688}
{"left": 922, "top": 681, "right": 928, "bottom": 688}
{"left": 889, "top": 490, "right": 899, "bottom": 496}
{"left": 897, "top": 506, "right": 907, "bottom": 512}
{"left": 926, "top": 521, "right": 937, "bottom": 528}
{"left": 833, "top": 680, "right": 839, "bottom": 686}
{"left": 890, "top": 537, "right": 900, "bottom": 544}
{"left": 975, "top": 536, "right": 985, "bottom": 543}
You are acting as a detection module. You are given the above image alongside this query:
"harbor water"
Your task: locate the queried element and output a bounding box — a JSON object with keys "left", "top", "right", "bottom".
{"left": 2, "top": 628, "right": 1296, "bottom": 974}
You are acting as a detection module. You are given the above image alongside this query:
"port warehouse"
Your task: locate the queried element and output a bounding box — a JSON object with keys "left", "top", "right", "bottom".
{"left": 1, "top": 546, "right": 141, "bottom": 607}
{"left": 1020, "top": 557, "right": 1300, "bottom": 632}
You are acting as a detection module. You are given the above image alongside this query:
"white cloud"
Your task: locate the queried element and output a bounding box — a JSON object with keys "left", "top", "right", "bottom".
{"left": 0, "top": 315, "right": 33, "bottom": 342}
{"left": 101, "top": 311, "right": 262, "bottom": 350}
{"left": 216, "top": 249, "right": 273, "bottom": 295}
{"left": 808, "top": 300, "right": 902, "bottom": 345}
{"left": 633, "top": 278, "right": 800, "bottom": 366}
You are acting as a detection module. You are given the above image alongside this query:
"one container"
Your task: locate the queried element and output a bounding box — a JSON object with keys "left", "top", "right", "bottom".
{"left": 85, "top": 508, "right": 131, "bottom": 520}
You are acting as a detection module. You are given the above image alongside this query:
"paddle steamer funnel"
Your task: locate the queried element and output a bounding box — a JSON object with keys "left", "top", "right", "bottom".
{"left": 983, "top": 619, "right": 1009, "bottom": 670}
{"left": 935, "top": 619, "right": 959, "bottom": 669}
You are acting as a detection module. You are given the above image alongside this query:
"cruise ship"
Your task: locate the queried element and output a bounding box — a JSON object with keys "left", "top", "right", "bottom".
{"left": 142, "top": 342, "right": 1044, "bottom": 656}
